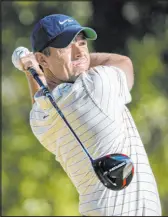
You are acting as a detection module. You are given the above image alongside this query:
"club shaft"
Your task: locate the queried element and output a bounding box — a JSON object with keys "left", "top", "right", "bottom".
{"left": 28, "top": 67, "right": 93, "bottom": 162}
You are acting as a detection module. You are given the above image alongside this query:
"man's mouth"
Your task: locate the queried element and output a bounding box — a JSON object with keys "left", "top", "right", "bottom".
{"left": 72, "top": 59, "right": 87, "bottom": 67}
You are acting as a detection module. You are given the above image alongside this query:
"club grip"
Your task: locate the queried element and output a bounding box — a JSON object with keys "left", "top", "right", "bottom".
{"left": 27, "top": 67, "right": 44, "bottom": 88}
{"left": 27, "top": 67, "right": 39, "bottom": 77}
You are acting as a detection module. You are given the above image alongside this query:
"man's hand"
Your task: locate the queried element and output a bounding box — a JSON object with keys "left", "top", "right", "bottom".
{"left": 12, "top": 46, "right": 43, "bottom": 76}
{"left": 12, "top": 47, "right": 46, "bottom": 104}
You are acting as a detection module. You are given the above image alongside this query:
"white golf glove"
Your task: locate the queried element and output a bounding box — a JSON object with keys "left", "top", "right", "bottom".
{"left": 12, "top": 46, "right": 31, "bottom": 71}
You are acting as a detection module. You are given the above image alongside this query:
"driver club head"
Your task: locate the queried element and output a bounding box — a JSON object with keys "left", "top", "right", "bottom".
{"left": 92, "top": 153, "right": 134, "bottom": 191}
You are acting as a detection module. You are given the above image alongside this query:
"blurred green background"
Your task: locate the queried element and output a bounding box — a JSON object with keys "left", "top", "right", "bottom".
{"left": 2, "top": 1, "right": 168, "bottom": 216}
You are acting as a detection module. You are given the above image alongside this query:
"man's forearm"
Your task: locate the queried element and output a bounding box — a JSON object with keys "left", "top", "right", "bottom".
{"left": 90, "top": 52, "right": 129, "bottom": 68}
{"left": 25, "top": 71, "right": 46, "bottom": 104}
{"left": 89, "top": 52, "right": 134, "bottom": 90}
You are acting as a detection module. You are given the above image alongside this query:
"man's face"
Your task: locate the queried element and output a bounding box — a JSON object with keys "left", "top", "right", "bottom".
{"left": 45, "top": 32, "right": 90, "bottom": 82}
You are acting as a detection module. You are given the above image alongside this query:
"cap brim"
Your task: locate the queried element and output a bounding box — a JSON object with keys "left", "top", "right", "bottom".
{"left": 49, "top": 26, "right": 97, "bottom": 49}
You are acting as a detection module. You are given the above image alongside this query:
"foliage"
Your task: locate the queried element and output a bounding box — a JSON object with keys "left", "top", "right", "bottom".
{"left": 2, "top": 1, "right": 168, "bottom": 216}
{"left": 127, "top": 32, "right": 168, "bottom": 216}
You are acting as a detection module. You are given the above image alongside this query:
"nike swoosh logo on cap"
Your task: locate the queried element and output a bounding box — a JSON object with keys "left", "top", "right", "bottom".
{"left": 59, "top": 19, "right": 73, "bottom": 25}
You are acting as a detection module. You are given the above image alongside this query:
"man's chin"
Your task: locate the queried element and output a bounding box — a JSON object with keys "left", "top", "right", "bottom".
{"left": 73, "top": 65, "right": 89, "bottom": 74}
{"left": 68, "top": 75, "right": 80, "bottom": 82}
{"left": 68, "top": 70, "right": 85, "bottom": 82}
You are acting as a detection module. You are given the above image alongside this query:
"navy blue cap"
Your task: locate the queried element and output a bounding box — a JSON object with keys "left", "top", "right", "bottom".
{"left": 31, "top": 14, "right": 97, "bottom": 52}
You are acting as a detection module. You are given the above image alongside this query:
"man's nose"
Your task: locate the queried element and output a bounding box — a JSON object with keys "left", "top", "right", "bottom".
{"left": 72, "top": 43, "right": 83, "bottom": 59}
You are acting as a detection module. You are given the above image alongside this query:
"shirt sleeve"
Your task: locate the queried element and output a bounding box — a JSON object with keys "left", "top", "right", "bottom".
{"left": 29, "top": 83, "right": 74, "bottom": 153}
{"left": 85, "top": 65, "right": 132, "bottom": 117}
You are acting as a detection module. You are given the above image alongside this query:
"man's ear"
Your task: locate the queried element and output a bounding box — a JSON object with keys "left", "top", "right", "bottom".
{"left": 35, "top": 52, "right": 49, "bottom": 69}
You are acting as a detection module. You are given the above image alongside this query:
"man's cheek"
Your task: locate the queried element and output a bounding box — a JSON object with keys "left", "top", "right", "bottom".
{"left": 67, "top": 53, "right": 72, "bottom": 62}
{"left": 65, "top": 54, "right": 72, "bottom": 68}
{"left": 59, "top": 54, "right": 71, "bottom": 64}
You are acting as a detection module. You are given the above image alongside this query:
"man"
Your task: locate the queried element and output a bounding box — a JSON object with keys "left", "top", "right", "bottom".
{"left": 12, "top": 14, "right": 161, "bottom": 216}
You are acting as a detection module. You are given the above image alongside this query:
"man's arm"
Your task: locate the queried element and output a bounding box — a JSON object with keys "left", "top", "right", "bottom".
{"left": 25, "top": 71, "right": 46, "bottom": 104}
{"left": 12, "top": 48, "right": 46, "bottom": 105}
{"left": 90, "top": 52, "right": 134, "bottom": 91}
{"left": 20, "top": 53, "right": 46, "bottom": 105}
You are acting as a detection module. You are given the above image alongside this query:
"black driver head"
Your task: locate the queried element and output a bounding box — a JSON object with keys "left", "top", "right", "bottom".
{"left": 92, "top": 153, "right": 134, "bottom": 191}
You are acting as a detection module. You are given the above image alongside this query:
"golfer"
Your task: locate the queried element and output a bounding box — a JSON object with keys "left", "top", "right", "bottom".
{"left": 12, "top": 14, "right": 161, "bottom": 216}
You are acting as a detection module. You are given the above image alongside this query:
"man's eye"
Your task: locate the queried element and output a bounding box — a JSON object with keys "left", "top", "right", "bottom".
{"left": 79, "top": 40, "right": 87, "bottom": 46}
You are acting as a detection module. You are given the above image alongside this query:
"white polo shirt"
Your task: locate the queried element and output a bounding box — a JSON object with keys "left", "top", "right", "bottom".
{"left": 30, "top": 66, "right": 161, "bottom": 216}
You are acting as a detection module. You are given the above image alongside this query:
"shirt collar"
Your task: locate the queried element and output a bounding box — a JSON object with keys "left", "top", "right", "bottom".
{"left": 34, "top": 83, "right": 72, "bottom": 109}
